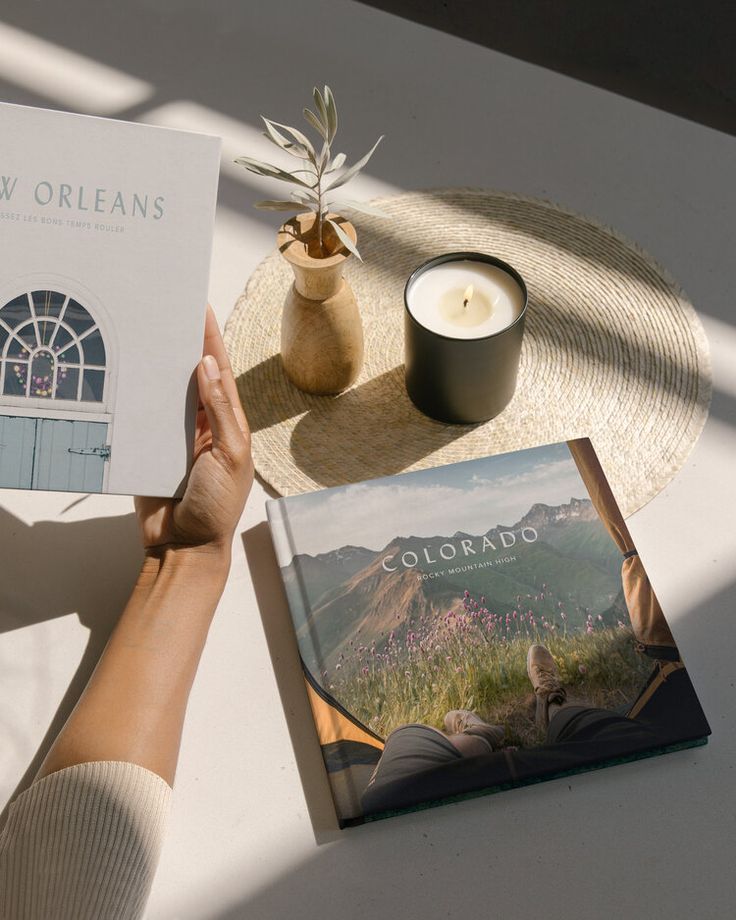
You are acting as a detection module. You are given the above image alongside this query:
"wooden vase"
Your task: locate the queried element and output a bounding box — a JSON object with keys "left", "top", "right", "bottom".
{"left": 277, "top": 212, "right": 364, "bottom": 395}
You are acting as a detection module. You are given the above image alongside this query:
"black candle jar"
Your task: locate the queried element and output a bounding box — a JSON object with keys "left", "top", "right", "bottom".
{"left": 404, "top": 252, "right": 528, "bottom": 424}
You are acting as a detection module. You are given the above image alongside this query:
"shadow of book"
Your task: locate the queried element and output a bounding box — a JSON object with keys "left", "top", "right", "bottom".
{"left": 241, "top": 521, "right": 343, "bottom": 844}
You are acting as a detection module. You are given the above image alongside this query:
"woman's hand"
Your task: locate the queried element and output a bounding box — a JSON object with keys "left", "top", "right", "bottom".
{"left": 134, "top": 306, "right": 253, "bottom": 558}
{"left": 36, "top": 310, "right": 252, "bottom": 787}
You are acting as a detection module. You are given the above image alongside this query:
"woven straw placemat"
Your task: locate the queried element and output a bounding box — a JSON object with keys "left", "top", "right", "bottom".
{"left": 224, "top": 189, "right": 711, "bottom": 517}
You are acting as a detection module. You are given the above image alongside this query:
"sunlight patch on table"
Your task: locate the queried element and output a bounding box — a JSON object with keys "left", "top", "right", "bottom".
{"left": 209, "top": 203, "right": 275, "bottom": 324}
{"left": 700, "top": 314, "right": 736, "bottom": 399}
{"left": 0, "top": 22, "right": 153, "bottom": 114}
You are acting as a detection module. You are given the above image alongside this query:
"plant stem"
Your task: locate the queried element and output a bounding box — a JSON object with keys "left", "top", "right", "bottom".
{"left": 316, "top": 172, "right": 323, "bottom": 253}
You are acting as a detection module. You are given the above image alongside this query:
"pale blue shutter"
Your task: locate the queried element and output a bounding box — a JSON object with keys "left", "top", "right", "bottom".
{"left": 0, "top": 416, "right": 36, "bottom": 488}
{"left": 32, "top": 419, "right": 108, "bottom": 492}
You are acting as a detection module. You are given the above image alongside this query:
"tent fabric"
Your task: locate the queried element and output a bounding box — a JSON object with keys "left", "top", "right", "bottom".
{"left": 626, "top": 661, "right": 710, "bottom": 738}
{"left": 567, "top": 438, "right": 678, "bottom": 655}
{"left": 304, "top": 678, "right": 384, "bottom": 750}
{"left": 627, "top": 660, "right": 685, "bottom": 719}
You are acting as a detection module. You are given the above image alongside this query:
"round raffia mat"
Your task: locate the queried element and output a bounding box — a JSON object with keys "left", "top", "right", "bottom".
{"left": 224, "top": 189, "right": 711, "bottom": 517}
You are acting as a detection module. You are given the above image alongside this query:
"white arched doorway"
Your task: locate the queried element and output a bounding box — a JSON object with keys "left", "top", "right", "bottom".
{"left": 0, "top": 288, "right": 113, "bottom": 492}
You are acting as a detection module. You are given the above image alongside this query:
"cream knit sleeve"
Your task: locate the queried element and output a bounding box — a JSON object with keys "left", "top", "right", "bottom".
{"left": 0, "top": 761, "right": 171, "bottom": 920}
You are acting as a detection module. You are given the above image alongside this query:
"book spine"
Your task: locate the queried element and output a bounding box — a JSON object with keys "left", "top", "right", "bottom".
{"left": 265, "top": 498, "right": 325, "bottom": 679}
{"left": 265, "top": 497, "right": 293, "bottom": 568}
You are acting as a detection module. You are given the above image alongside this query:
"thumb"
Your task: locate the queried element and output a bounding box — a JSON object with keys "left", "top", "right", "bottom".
{"left": 198, "top": 354, "right": 248, "bottom": 466}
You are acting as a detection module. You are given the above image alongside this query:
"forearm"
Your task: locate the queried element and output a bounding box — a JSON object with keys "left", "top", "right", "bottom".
{"left": 36, "top": 545, "right": 230, "bottom": 786}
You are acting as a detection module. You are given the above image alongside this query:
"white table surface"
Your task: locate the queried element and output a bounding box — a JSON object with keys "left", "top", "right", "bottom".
{"left": 1, "top": 3, "right": 735, "bottom": 918}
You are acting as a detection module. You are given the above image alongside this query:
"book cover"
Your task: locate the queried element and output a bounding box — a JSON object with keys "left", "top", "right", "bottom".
{"left": 267, "top": 439, "right": 710, "bottom": 827}
{"left": 0, "top": 101, "right": 220, "bottom": 496}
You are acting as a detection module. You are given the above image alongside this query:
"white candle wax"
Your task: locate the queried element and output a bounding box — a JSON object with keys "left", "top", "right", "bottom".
{"left": 406, "top": 259, "right": 524, "bottom": 339}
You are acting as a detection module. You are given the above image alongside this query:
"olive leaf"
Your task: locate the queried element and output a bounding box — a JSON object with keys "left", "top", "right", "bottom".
{"left": 325, "top": 136, "right": 384, "bottom": 191}
{"left": 317, "top": 138, "right": 331, "bottom": 171}
{"left": 264, "top": 118, "right": 316, "bottom": 162}
{"left": 233, "top": 155, "right": 313, "bottom": 188}
{"left": 327, "top": 217, "right": 362, "bottom": 261}
{"left": 261, "top": 118, "right": 306, "bottom": 158}
{"left": 328, "top": 198, "right": 390, "bottom": 218}
{"left": 303, "top": 107, "right": 327, "bottom": 139}
{"left": 325, "top": 152, "right": 346, "bottom": 173}
{"left": 313, "top": 86, "right": 329, "bottom": 129}
{"left": 324, "top": 86, "right": 338, "bottom": 143}
{"left": 288, "top": 164, "right": 319, "bottom": 179}
{"left": 255, "top": 200, "right": 313, "bottom": 211}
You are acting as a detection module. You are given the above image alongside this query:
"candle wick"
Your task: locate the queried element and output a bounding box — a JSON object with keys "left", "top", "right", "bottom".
{"left": 462, "top": 284, "right": 474, "bottom": 310}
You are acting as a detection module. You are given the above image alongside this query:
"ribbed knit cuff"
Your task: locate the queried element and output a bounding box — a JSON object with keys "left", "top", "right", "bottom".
{"left": 0, "top": 761, "right": 171, "bottom": 920}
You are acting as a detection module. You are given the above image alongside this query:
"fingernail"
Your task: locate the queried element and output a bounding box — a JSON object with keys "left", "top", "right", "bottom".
{"left": 203, "top": 355, "right": 221, "bottom": 381}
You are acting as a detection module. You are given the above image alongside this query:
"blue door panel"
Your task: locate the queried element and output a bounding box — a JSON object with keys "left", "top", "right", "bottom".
{"left": 0, "top": 415, "right": 107, "bottom": 492}
{"left": 32, "top": 419, "right": 107, "bottom": 492}
{"left": 0, "top": 416, "right": 35, "bottom": 488}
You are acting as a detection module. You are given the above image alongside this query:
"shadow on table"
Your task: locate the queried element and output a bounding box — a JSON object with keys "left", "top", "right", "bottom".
{"left": 289, "top": 368, "right": 479, "bottom": 488}
{"left": 0, "top": 504, "right": 142, "bottom": 821}
{"left": 237, "top": 361, "right": 476, "bottom": 488}
{"left": 234, "top": 355, "right": 294, "bottom": 434}
{"left": 241, "top": 521, "right": 343, "bottom": 844}
{"left": 199, "top": 564, "right": 727, "bottom": 920}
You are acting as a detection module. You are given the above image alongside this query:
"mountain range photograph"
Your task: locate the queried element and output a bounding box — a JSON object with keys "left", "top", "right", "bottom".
{"left": 284, "top": 495, "right": 624, "bottom": 675}
{"left": 271, "top": 444, "right": 651, "bottom": 746}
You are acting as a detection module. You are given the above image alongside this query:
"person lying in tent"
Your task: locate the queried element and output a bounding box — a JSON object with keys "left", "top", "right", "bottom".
{"left": 362, "top": 634, "right": 708, "bottom": 818}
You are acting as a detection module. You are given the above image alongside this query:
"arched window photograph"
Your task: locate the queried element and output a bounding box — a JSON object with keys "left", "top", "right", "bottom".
{"left": 0, "top": 290, "right": 107, "bottom": 404}
{"left": 0, "top": 288, "right": 112, "bottom": 493}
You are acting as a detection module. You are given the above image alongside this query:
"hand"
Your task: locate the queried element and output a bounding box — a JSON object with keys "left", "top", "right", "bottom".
{"left": 134, "top": 305, "right": 254, "bottom": 557}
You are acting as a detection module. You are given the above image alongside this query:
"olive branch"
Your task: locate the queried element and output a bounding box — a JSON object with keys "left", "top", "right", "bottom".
{"left": 234, "top": 86, "right": 386, "bottom": 260}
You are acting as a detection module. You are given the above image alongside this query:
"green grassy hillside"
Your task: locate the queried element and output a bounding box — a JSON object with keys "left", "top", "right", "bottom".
{"left": 328, "top": 614, "right": 652, "bottom": 748}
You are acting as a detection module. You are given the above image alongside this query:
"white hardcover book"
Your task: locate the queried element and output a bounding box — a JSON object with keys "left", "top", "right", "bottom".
{"left": 0, "top": 101, "right": 221, "bottom": 496}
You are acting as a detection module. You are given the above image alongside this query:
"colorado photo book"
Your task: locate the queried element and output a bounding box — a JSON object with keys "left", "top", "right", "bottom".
{"left": 0, "top": 101, "right": 220, "bottom": 496}
{"left": 267, "top": 439, "right": 710, "bottom": 827}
